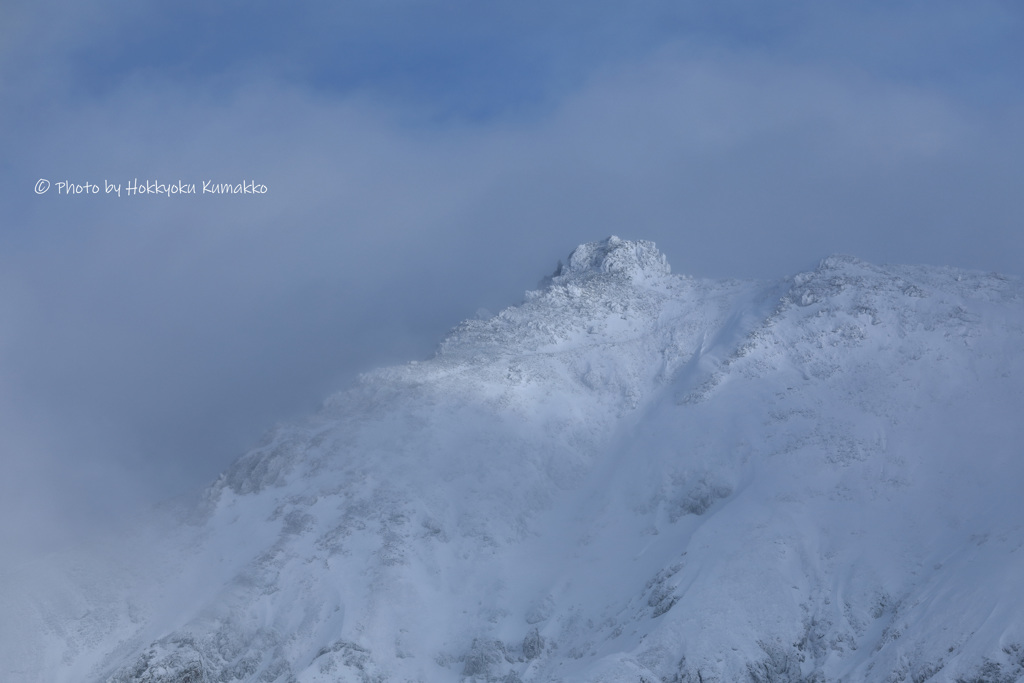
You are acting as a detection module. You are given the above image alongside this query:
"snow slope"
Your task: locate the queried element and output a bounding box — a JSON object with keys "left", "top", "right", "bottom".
{"left": 3, "top": 236, "right": 1023, "bottom": 682}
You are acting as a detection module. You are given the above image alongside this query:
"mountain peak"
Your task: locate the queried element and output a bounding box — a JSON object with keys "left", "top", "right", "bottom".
{"left": 7, "top": 243, "right": 1024, "bottom": 683}
{"left": 554, "top": 235, "right": 670, "bottom": 282}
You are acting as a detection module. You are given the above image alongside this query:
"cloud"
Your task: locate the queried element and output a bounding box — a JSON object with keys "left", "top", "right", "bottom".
{"left": 2, "top": 2, "right": 1022, "bottom": 560}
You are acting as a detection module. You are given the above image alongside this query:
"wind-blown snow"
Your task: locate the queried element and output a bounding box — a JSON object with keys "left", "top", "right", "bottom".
{"left": 3, "top": 237, "right": 1023, "bottom": 682}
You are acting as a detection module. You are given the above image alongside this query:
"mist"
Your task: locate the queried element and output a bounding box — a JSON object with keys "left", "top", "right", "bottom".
{"left": 1, "top": 0, "right": 1022, "bottom": 561}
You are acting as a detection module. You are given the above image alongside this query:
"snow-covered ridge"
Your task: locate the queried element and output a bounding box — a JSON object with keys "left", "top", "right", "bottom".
{"left": 3, "top": 238, "right": 1023, "bottom": 683}
{"left": 435, "top": 236, "right": 677, "bottom": 362}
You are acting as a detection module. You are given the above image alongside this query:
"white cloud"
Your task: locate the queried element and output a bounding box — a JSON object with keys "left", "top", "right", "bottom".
{"left": 2, "top": 2, "right": 1022, "bottom": 563}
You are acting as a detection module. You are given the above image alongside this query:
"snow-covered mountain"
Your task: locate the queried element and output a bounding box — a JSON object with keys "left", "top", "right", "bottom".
{"left": 4, "top": 236, "right": 1023, "bottom": 682}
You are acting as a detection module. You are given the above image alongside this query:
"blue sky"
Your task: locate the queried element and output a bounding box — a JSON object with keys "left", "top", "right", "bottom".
{"left": 1, "top": 0, "right": 1023, "bottom": 556}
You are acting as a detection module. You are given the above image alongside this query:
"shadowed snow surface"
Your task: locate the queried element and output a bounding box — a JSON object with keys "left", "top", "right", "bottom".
{"left": 3, "top": 237, "right": 1023, "bottom": 683}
